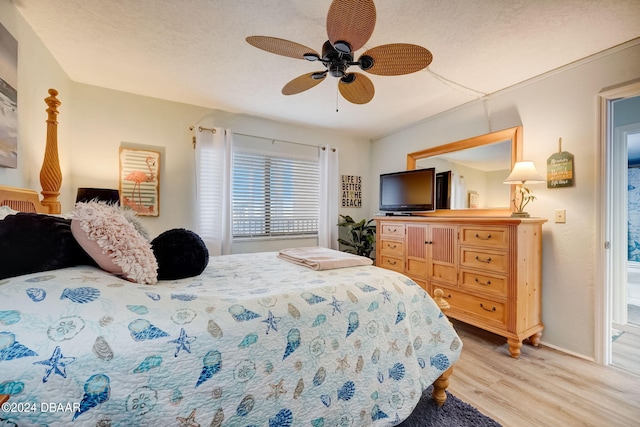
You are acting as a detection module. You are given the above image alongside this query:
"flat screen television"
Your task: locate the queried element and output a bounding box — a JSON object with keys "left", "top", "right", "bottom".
{"left": 379, "top": 168, "right": 436, "bottom": 213}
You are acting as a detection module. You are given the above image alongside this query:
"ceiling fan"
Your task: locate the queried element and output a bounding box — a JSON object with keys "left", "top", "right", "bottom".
{"left": 246, "top": 0, "right": 433, "bottom": 105}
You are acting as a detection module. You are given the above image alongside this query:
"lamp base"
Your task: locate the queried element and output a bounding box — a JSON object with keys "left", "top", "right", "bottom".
{"left": 511, "top": 211, "right": 530, "bottom": 218}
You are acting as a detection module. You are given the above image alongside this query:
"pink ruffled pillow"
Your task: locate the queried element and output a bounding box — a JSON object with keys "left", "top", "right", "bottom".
{"left": 71, "top": 202, "right": 158, "bottom": 284}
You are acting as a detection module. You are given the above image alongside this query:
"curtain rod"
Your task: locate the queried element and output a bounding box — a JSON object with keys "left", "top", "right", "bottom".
{"left": 189, "top": 127, "right": 336, "bottom": 151}
{"left": 189, "top": 125, "right": 216, "bottom": 134}
{"left": 232, "top": 131, "right": 326, "bottom": 149}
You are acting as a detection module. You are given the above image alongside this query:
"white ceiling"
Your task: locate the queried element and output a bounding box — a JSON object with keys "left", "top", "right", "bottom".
{"left": 13, "top": 0, "right": 640, "bottom": 140}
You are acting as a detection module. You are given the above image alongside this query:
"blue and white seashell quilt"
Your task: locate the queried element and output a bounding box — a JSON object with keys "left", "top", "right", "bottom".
{"left": 0, "top": 252, "right": 462, "bottom": 426}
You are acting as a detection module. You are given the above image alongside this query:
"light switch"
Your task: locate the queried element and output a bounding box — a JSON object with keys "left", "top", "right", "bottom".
{"left": 555, "top": 209, "right": 566, "bottom": 223}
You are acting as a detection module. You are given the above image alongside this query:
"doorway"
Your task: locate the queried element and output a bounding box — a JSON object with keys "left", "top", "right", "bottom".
{"left": 598, "top": 81, "right": 640, "bottom": 374}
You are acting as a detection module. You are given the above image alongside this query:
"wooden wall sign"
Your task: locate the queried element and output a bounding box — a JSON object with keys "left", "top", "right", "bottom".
{"left": 341, "top": 175, "right": 362, "bottom": 207}
{"left": 547, "top": 138, "right": 574, "bottom": 188}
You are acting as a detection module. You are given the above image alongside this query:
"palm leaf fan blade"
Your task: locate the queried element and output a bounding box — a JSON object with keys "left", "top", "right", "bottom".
{"left": 339, "top": 73, "right": 374, "bottom": 104}
{"left": 362, "top": 44, "right": 433, "bottom": 76}
{"left": 282, "top": 72, "right": 326, "bottom": 95}
{"left": 326, "top": 0, "right": 376, "bottom": 52}
{"left": 246, "top": 36, "right": 319, "bottom": 60}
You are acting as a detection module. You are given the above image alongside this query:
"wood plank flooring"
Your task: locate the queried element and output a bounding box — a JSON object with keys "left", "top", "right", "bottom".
{"left": 612, "top": 322, "right": 640, "bottom": 375}
{"left": 447, "top": 320, "right": 640, "bottom": 427}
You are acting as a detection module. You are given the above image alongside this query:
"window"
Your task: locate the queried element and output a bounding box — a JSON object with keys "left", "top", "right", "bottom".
{"left": 232, "top": 149, "right": 319, "bottom": 238}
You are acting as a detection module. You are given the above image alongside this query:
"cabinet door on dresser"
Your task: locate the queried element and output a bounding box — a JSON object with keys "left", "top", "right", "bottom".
{"left": 405, "top": 223, "right": 457, "bottom": 290}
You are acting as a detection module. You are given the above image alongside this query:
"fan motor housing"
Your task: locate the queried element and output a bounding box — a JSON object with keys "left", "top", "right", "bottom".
{"left": 322, "top": 40, "right": 353, "bottom": 78}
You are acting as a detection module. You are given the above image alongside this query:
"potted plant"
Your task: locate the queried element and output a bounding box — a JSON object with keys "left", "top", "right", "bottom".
{"left": 337, "top": 214, "right": 376, "bottom": 260}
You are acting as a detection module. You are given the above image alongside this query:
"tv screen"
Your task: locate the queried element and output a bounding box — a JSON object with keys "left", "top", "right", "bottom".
{"left": 379, "top": 168, "right": 436, "bottom": 212}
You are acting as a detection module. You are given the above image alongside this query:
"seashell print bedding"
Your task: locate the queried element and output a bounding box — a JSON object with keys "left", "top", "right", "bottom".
{"left": 0, "top": 252, "right": 461, "bottom": 426}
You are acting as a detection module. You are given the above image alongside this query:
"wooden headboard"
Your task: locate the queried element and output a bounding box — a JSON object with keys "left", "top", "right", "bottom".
{"left": 0, "top": 89, "right": 62, "bottom": 214}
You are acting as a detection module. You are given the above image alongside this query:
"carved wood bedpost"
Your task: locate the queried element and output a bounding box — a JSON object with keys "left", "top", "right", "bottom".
{"left": 432, "top": 288, "right": 455, "bottom": 406}
{"left": 40, "top": 88, "right": 62, "bottom": 214}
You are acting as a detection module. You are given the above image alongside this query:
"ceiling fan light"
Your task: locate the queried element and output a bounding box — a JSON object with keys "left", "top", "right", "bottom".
{"left": 333, "top": 40, "right": 352, "bottom": 55}
{"left": 311, "top": 72, "right": 326, "bottom": 80}
{"left": 358, "top": 55, "right": 374, "bottom": 71}
{"left": 340, "top": 73, "right": 356, "bottom": 84}
{"left": 303, "top": 53, "right": 319, "bottom": 61}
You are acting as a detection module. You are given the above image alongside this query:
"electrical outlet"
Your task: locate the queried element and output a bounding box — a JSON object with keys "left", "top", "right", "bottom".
{"left": 555, "top": 209, "right": 566, "bottom": 223}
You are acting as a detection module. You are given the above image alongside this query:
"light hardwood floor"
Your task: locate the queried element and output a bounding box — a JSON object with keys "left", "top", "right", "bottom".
{"left": 612, "top": 321, "right": 640, "bottom": 375}
{"left": 447, "top": 320, "right": 640, "bottom": 427}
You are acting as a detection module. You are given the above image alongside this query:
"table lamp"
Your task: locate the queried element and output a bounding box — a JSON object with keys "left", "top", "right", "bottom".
{"left": 503, "top": 161, "right": 544, "bottom": 217}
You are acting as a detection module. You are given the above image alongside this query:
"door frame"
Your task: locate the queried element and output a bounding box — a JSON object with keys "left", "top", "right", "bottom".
{"left": 597, "top": 79, "right": 640, "bottom": 365}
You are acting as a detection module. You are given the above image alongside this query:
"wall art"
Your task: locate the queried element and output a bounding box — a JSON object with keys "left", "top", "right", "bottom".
{"left": 0, "top": 23, "right": 18, "bottom": 168}
{"left": 119, "top": 147, "right": 160, "bottom": 216}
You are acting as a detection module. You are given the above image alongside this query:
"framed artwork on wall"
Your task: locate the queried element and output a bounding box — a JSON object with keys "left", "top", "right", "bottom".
{"left": 0, "top": 23, "right": 18, "bottom": 168}
{"left": 119, "top": 147, "right": 160, "bottom": 216}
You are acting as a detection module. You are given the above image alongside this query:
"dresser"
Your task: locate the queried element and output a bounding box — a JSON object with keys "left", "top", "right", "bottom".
{"left": 376, "top": 216, "right": 546, "bottom": 358}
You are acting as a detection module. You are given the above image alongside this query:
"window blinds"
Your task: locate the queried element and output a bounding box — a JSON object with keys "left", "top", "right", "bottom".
{"left": 232, "top": 149, "right": 320, "bottom": 238}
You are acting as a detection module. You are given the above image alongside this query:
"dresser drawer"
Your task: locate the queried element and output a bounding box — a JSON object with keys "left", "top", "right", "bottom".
{"left": 460, "top": 247, "right": 508, "bottom": 274}
{"left": 379, "top": 255, "right": 403, "bottom": 272}
{"left": 379, "top": 238, "right": 404, "bottom": 257}
{"left": 460, "top": 226, "right": 509, "bottom": 249}
{"left": 431, "top": 264, "right": 457, "bottom": 285}
{"left": 460, "top": 268, "right": 507, "bottom": 297}
{"left": 440, "top": 288, "right": 506, "bottom": 327}
{"left": 380, "top": 222, "right": 405, "bottom": 237}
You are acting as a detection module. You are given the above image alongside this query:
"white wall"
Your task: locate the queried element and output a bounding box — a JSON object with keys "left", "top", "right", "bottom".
{"left": 370, "top": 41, "right": 640, "bottom": 359}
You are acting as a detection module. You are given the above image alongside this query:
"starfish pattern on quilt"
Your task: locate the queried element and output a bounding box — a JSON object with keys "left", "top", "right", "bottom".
{"left": 33, "top": 346, "right": 76, "bottom": 382}
{"left": 168, "top": 328, "right": 197, "bottom": 357}
{"left": 261, "top": 310, "right": 282, "bottom": 334}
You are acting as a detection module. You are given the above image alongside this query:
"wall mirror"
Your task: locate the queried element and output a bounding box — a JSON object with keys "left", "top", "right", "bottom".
{"left": 407, "top": 126, "right": 522, "bottom": 214}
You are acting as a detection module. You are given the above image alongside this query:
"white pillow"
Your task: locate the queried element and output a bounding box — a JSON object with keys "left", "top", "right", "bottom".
{"left": 71, "top": 202, "right": 158, "bottom": 284}
{"left": 0, "top": 205, "right": 19, "bottom": 220}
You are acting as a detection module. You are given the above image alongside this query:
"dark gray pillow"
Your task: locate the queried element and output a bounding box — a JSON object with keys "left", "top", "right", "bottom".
{"left": 0, "top": 213, "right": 95, "bottom": 279}
{"left": 151, "top": 228, "right": 209, "bottom": 280}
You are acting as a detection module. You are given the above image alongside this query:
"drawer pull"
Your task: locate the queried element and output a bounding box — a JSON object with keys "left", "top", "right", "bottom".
{"left": 475, "top": 255, "right": 492, "bottom": 263}
{"left": 475, "top": 277, "right": 492, "bottom": 286}
{"left": 386, "top": 243, "right": 397, "bottom": 249}
{"left": 475, "top": 233, "right": 492, "bottom": 240}
{"left": 480, "top": 303, "right": 496, "bottom": 312}
{"left": 386, "top": 260, "right": 397, "bottom": 266}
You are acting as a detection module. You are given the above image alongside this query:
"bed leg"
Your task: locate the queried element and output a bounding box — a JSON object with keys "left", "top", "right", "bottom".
{"left": 432, "top": 288, "right": 454, "bottom": 406}
{"left": 432, "top": 366, "right": 452, "bottom": 406}
{"left": 0, "top": 394, "right": 8, "bottom": 405}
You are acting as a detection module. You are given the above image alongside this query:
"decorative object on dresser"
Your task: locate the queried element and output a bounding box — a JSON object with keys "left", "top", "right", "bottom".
{"left": 376, "top": 216, "right": 546, "bottom": 358}
{"left": 503, "top": 161, "right": 545, "bottom": 217}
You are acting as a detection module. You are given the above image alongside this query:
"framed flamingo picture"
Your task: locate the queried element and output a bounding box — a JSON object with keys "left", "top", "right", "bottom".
{"left": 119, "top": 147, "right": 160, "bottom": 216}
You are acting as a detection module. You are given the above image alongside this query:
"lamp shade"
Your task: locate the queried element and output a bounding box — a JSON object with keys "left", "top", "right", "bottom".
{"left": 76, "top": 188, "right": 120, "bottom": 205}
{"left": 503, "top": 161, "right": 545, "bottom": 184}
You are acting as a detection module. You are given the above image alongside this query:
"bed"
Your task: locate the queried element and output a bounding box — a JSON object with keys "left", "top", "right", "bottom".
{"left": 0, "top": 89, "right": 461, "bottom": 426}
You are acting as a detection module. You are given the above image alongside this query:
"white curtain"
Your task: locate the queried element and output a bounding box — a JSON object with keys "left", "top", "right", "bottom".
{"left": 318, "top": 145, "right": 339, "bottom": 249}
{"left": 194, "top": 126, "right": 233, "bottom": 256}
{"left": 450, "top": 173, "right": 467, "bottom": 209}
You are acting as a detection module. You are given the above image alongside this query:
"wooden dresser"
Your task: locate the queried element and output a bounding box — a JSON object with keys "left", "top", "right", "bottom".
{"left": 375, "top": 216, "right": 546, "bottom": 357}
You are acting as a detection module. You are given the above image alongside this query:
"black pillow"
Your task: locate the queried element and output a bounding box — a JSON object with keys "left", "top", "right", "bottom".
{"left": 151, "top": 228, "right": 209, "bottom": 280}
{"left": 0, "top": 213, "right": 95, "bottom": 280}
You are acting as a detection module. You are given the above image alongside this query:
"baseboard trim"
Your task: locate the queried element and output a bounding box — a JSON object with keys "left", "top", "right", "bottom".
{"left": 539, "top": 341, "right": 595, "bottom": 363}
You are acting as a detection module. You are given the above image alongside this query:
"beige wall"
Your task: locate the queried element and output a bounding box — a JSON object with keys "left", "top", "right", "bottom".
{"left": 370, "top": 41, "right": 640, "bottom": 359}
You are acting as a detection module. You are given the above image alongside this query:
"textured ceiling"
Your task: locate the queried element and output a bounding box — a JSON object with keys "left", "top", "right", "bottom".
{"left": 13, "top": 0, "right": 640, "bottom": 140}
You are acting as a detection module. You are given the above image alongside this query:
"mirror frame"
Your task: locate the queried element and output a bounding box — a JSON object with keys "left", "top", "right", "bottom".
{"left": 406, "top": 125, "right": 522, "bottom": 216}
